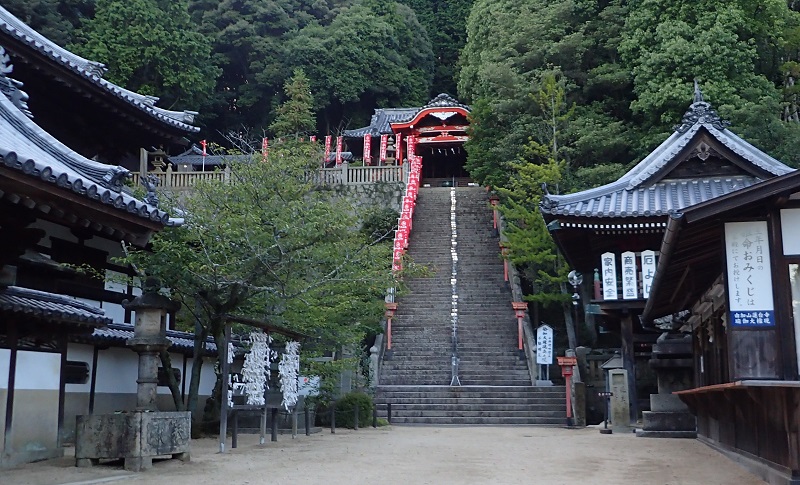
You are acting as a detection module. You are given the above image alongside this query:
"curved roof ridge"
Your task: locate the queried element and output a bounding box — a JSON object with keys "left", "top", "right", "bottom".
{"left": 0, "top": 92, "right": 170, "bottom": 224}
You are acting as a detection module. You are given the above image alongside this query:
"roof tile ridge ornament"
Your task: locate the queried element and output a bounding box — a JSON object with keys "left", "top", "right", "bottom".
{"left": 423, "top": 93, "right": 470, "bottom": 111}
{"left": 674, "top": 80, "right": 730, "bottom": 134}
{"left": 140, "top": 174, "right": 160, "bottom": 208}
{"left": 0, "top": 45, "right": 32, "bottom": 119}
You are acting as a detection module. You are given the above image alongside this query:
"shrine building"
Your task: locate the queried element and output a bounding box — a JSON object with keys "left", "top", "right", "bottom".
{"left": 344, "top": 93, "right": 471, "bottom": 185}
{"left": 539, "top": 85, "right": 795, "bottom": 423}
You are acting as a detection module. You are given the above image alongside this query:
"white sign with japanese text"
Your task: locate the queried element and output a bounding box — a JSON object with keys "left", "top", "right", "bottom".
{"left": 536, "top": 325, "right": 554, "bottom": 365}
{"left": 601, "top": 252, "right": 618, "bottom": 300}
{"left": 621, "top": 251, "right": 638, "bottom": 300}
{"left": 640, "top": 250, "right": 657, "bottom": 299}
{"left": 725, "top": 221, "right": 775, "bottom": 327}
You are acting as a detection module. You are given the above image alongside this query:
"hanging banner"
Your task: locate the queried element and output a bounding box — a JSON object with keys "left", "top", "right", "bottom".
{"left": 363, "top": 134, "right": 372, "bottom": 165}
{"left": 725, "top": 221, "right": 775, "bottom": 327}
{"left": 536, "top": 324, "right": 554, "bottom": 365}
{"left": 396, "top": 133, "right": 403, "bottom": 165}
{"left": 379, "top": 135, "right": 388, "bottom": 163}
{"left": 310, "top": 135, "right": 317, "bottom": 142}
{"left": 261, "top": 137, "right": 269, "bottom": 160}
{"left": 335, "top": 136, "right": 343, "bottom": 165}
{"left": 407, "top": 136, "right": 416, "bottom": 159}
{"left": 621, "top": 251, "right": 638, "bottom": 300}
{"left": 324, "top": 135, "right": 332, "bottom": 166}
{"left": 640, "top": 250, "right": 657, "bottom": 298}
{"left": 601, "top": 252, "right": 618, "bottom": 300}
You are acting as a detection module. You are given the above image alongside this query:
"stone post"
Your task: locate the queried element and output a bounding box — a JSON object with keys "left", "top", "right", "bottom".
{"left": 122, "top": 277, "right": 180, "bottom": 411}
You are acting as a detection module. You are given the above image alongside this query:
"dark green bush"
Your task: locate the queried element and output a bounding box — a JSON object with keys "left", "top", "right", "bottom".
{"left": 335, "top": 392, "right": 373, "bottom": 428}
{"left": 360, "top": 207, "right": 399, "bottom": 242}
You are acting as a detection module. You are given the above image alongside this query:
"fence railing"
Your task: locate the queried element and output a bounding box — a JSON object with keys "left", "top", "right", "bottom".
{"left": 133, "top": 163, "right": 405, "bottom": 191}
{"left": 131, "top": 166, "right": 229, "bottom": 190}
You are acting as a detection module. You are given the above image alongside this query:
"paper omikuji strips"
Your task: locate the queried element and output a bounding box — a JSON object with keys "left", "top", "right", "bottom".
{"left": 279, "top": 341, "right": 301, "bottom": 410}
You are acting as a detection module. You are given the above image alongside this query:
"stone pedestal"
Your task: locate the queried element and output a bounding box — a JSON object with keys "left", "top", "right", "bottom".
{"left": 75, "top": 411, "right": 191, "bottom": 471}
{"left": 636, "top": 333, "right": 696, "bottom": 438}
{"left": 609, "top": 369, "right": 631, "bottom": 430}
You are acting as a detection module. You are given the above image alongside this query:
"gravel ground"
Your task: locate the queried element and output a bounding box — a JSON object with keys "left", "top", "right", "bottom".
{"left": 5, "top": 425, "right": 763, "bottom": 485}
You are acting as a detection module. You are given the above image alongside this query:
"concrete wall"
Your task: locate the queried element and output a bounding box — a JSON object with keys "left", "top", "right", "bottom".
{"left": 1, "top": 350, "right": 62, "bottom": 467}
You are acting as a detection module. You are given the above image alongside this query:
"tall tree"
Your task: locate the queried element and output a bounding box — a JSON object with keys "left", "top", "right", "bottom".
{"left": 72, "top": 0, "right": 220, "bottom": 108}
{"left": 124, "top": 142, "right": 395, "bottom": 416}
{"left": 269, "top": 68, "right": 317, "bottom": 138}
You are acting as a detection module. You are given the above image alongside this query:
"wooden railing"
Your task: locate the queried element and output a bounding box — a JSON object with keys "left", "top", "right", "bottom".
{"left": 131, "top": 166, "right": 229, "bottom": 190}
{"left": 132, "top": 163, "right": 406, "bottom": 191}
{"left": 318, "top": 163, "right": 405, "bottom": 186}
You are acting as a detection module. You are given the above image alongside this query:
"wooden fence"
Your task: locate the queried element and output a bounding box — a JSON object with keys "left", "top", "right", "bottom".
{"left": 132, "top": 163, "right": 405, "bottom": 191}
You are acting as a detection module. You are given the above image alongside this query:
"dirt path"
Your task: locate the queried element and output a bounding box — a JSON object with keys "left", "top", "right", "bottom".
{"left": 7, "top": 426, "right": 763, "bottom": 485}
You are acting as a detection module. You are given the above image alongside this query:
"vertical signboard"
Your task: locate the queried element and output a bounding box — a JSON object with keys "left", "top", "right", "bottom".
{"left": 725, "top": 221, "right": 774, "bottom": 327}
{"left": 601, "top": 252, "right": 618, "bottom": 300}
{"left": 621, "top": 251, "right": 638, "bottom": 300}
{"left": 323, "top": 135, "right": 332, "bottom": 166}
{"left": 335, "top": 136, "right": 343, "bottom": 165}
{"left": 536, "top": 325, "right": 554, "bottom": 365}
{"left": 379, "top": 135, "right": 388, "bottom": 163}
{"left": 640, "top": 250, "right": 657, "bottom": 299}
{"left": 363, "top": 134, "right": 372, "bottom": 165}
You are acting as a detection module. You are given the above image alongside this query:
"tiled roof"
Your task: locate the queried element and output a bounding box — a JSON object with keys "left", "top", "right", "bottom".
{"left": 344, "top": 108, "right": 418, "bottom": 137}
{"left": 0, "top": 285, "right": 111, "bottom": 327}
{"left": 86, "top": 322, "right": 217, "bottom": 353}
{"left": 0, "top": 89, "right": 175, "bottom": 225}
{"left": 0, "top": 6, "right": 199, "bottom": 133}
{"left": 343, "top": 93, "right": 470, "bottom": 137}
{"left": 540, "top": 94, "right": 794, "bottom": 219}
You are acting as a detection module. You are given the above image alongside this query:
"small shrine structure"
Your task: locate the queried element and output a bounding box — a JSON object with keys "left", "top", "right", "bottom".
{"left": 344, "top": 93, "right": 471, "bottom": 185}
{"left": 539, "top": 85, "right": 794, "bottom": 423}
{"left": 641, "top": 170, "right": 800, "bottom": 484}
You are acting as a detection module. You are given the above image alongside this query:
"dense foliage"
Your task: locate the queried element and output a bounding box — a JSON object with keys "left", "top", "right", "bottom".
{"left": 124, "top": 142, "right": 396, "bottom": 414}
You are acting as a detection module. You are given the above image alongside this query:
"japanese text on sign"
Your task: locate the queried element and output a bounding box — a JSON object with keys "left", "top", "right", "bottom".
{"left": 725, "top": 221, "right": 775, "bottom": 327}
{"left": 640, "top": 250, "right": 657, "bottom": 299}
{"left": 601, "top": 251, "right": 618, "bottom": 300}
{"left": 621, "top": 251, "right": 637, "bottom": 300}
{"left": 536, "top": 325, "right": 554, "bottom": 365}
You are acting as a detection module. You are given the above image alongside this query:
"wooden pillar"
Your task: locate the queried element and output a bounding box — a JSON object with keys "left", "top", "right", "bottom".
{"left": 57, "top": 334, "right": 68, "bottom": 446}
{"left": 3, "top": 325, "right": 18, "bottom": 455}
{"left": 621, "top": 313, "right": 638, "bottom": 423}
{"left": 88, "top": 346, "right": 99, "bottom": 414}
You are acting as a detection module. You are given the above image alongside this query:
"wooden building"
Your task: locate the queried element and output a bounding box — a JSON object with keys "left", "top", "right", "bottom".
{"left": 539, "top": 86, "right": 795, "bottom": 420}
{"left": 0, "top": 6, "right": 199, "bottom": 467}
{"left": 344, "top": 93, "right": 471, "bottom": 185}
{"left": 641, "top": 170, "right": 800, "bottom": 484}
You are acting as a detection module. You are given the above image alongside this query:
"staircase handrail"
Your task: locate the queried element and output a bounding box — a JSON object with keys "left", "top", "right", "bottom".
{"left": 496, "top": 212, "right": 539, "bottom": 385}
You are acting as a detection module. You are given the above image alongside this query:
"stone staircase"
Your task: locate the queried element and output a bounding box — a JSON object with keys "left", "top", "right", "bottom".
{"left": 376, "top": 187, "right": 566, "bottom": 425}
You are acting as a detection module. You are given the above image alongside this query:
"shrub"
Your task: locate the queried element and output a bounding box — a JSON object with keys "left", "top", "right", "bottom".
{"left": 335, "top": 391, "right": 373, "bottom": 428}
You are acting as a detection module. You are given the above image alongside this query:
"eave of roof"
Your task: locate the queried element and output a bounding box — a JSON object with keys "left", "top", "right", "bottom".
{"left": 0, "top": 90, "right": 172, "bottom": 225}
{"left": 77, "top": 322, "right": 218, "bottom": 354}
{"left": 540, "top": 97, "right": 794, "bottom": 219}
{"left": 0, "top": 285, "right": 111, "bottom": 327}
{"left": 343, "top": 94, "right": 471, "bottom": 138}
{"left": 0, "top": 6, "right": 199, "bottom": 133}
{"left": 642, "top": 170, "right": 800, "bottom": 324}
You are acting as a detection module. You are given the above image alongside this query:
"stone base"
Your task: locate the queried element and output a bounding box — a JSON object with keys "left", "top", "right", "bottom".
{"left": 635, "top": 429, "right": 697, "bottom": 438}
{"left": 650, "top": 393, "right": 689, "bottom": 413}
{"left": 75, "top": 411, "right": 191, "bottom": 471}
{"left": 639, "top": 410, "right": 696, "bottom": 436}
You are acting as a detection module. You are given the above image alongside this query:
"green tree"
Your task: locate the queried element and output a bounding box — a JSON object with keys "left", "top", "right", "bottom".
{"left": 3, "top": 0, "right": 93, "bottom": 46}
{"left": 497, "top": 74, "right": 579, "bottom": 349}
{"left": 72, "top": 0, "right": 219, "bottom": 107}
{"left": 269, "top": 68, "right": 317, "bottom": 138}
{"left": 124, "top": 142, "right": 395, "bottom": 417}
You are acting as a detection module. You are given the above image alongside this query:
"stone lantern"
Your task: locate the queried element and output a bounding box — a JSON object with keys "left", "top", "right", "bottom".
{"left": 75, "top": 278, "right": 191, "bottom": 471}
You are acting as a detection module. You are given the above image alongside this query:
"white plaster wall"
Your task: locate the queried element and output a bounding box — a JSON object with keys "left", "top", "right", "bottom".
{"left": 95, "top": 347, "right": 138, "bottom": 394}
{"left": 16, "top": 351, "right": 60, "bottom": 390}
{"left": 0, "top": 348, "right": 9, "bottom": 390}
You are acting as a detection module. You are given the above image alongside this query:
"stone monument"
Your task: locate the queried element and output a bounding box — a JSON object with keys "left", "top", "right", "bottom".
{"left": 75, "top": 278, "right": 191, "bottom": 471}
